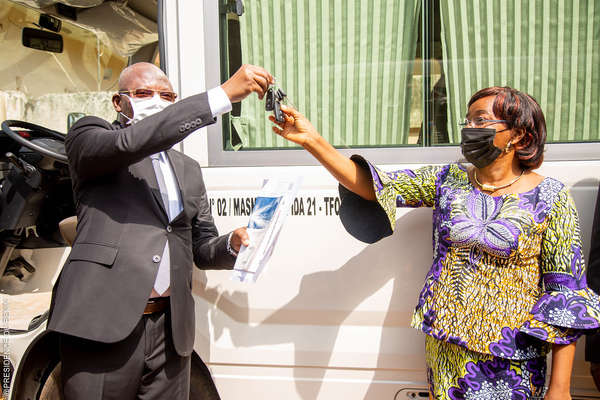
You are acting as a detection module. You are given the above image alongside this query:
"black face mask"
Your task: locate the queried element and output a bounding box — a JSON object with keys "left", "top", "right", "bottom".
{"left": 460, "top": 128, "right": 502, "bottom": 169}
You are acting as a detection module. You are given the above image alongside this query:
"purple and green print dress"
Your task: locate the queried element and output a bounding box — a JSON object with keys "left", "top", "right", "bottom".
{"left": 351, "top": 156, "right": 600, "bottom": 400}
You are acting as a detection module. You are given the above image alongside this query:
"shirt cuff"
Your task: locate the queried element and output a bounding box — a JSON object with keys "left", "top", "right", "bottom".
{"left": 207, "top": 86, "right": 233, "bottom": 118}
{"left": 226, "top": 232, "right": 238, "bottom": 257}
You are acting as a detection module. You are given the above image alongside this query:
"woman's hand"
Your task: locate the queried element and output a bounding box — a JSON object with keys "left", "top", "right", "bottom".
{"left": 269, "top": 105, "right": 320, "bottom": 148}
{"left": 269, "top": 104, "right": 376, "bottom": 201}
{"left": 544, "top": 386, "right": 571, "bottom": 400}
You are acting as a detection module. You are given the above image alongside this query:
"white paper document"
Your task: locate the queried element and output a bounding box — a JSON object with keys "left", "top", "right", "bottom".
{"left": 232, "top": 177, "right": 302, "bottom": 283}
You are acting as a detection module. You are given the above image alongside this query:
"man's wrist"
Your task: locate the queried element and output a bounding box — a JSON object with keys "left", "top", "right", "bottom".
{"left": 226, "top": 232, "right": 238, "bottom": 257}
{"left": 207, "top": 86, "right": 233, "bottom": 118}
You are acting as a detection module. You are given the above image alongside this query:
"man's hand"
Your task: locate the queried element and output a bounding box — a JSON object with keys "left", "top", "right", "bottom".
{"left": 221, "top": 64, "right": 274, "bottom": 103}
{"left": 230, "top": 227, "right": 250, "bottom": 253}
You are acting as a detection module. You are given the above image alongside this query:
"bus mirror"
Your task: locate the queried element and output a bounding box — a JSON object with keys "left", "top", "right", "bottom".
{"left": 39, "top": 14, "right": 62, "bottom": 33}
{"left": 22, "top": 27, "right": 63, "bottom": 53}
{"left": 67, "top": 113, "right": 85, "bottom": 130}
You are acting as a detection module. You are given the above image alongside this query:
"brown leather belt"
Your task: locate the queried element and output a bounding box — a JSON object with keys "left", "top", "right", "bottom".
{"left": 144, "top": 297, "right": 170, "bottom": 315}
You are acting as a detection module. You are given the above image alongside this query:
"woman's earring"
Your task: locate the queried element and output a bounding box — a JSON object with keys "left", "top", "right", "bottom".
{"left": 504, "top": 141, "right": 512, "bottom": 153}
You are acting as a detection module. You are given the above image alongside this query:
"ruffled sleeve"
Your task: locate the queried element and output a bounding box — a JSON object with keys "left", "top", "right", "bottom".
{"left": 520, "top": 187, "right": 600, "bottom": 344}
{"left": 346, "top": 155, "right": 443, "bottom": 230}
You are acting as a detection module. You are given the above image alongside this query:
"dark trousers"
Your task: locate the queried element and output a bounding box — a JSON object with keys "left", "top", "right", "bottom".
{"left": 59, "top": 310, "right": 190, "bottom": 400}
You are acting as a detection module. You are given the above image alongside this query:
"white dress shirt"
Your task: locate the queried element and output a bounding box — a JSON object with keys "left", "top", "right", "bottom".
{"left": 150, "top": 86, "right": 232, "bottom": 298}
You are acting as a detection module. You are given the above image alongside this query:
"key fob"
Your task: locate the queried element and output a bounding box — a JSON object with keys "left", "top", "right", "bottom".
{"left": 265, "top": 88, "right": 274, "bottom": 111}
{"left": 274, "top": 101, "right": 284, "bottom": 123}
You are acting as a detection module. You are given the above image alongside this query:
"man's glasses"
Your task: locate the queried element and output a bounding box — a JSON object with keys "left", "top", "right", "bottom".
{"left": 458, "top": 117, "right": 508, "bottom": 128}
{"left": 118, "top": 89, "right": 177, "bottom": 103}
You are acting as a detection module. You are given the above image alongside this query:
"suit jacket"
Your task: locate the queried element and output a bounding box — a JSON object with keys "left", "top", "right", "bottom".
{"left": 586, "top": 183, "right": 600, "bottom": 363}
{"left": 48, "top": 92, "right": 236, "bottom": 357}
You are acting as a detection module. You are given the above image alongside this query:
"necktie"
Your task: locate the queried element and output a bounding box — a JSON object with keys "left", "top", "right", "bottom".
{"left": 150, "top": 153, "right": 170, "bottom": 295}
{"left": 151, "top": 154, "right": 171, "bottom": 218}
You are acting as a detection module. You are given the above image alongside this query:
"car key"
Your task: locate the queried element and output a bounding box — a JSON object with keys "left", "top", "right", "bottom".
{"left": 265, "top": 88, "right": 274, "bottom": 111}
{"left": 273, "top": 100, "right": 284, "bottom": 123}
{"left": 265, "top": 84, "right": 288, "bottom": 122}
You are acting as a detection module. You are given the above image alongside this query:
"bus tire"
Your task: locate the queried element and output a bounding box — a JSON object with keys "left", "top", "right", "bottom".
{"left": 38, "top": 362, "right": 63, "bottom": 400}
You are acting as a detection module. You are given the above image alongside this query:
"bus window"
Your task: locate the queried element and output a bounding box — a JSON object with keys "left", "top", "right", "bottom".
{"left": 220, "top": 1, "right": 423, "bottom": 150}
{"left": 437, "top": 1, "right": 600, "bottom": 144}
{"left": 219, "top": 0, "right": 600, "bottom": 153}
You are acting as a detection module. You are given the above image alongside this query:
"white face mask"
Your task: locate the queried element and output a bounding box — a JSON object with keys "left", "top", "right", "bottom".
{"left": 120, "top": 93, "right": 172, "bottom": 125}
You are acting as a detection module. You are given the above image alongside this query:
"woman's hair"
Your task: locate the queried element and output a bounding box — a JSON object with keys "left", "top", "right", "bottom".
{"left": 468, "top": 86, "right": 546, "bottom": 170}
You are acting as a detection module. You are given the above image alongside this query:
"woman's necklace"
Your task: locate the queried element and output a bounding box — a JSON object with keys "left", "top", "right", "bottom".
{"left": 473, "top": 169, "right": 525, "bottom": 192}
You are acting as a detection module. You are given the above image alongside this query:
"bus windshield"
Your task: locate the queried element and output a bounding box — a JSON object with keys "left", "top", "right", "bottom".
{"left": 0, "top": 0, "right": 159, "bottom": 133}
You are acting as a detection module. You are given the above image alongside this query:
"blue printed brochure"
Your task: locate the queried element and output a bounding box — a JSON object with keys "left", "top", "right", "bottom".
{"left": 233, "top": 177, "right": 302, "bottom": 283}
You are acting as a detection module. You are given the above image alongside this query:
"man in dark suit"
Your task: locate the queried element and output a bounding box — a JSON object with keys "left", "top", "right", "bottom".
{"left": 587, "top": 183, "right": 600, "bottom": 391}
{"left": 48, "top": 62, "right": 273, "bottom": 399}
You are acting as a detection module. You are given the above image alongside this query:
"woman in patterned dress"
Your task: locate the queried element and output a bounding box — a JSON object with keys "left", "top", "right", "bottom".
{"left": 270, "top": 86, "right": 600, "bottom": 399}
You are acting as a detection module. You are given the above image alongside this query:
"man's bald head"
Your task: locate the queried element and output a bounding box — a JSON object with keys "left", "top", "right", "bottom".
{"left": 112, "top": 62, "right": 175, "bottom": 123}
{"left": 118, "top": 62, "right": 173, "bottom": 92}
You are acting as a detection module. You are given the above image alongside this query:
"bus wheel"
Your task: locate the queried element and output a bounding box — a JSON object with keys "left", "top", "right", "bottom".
{"left": 38, "top": 362, "right": 63, "bottom": 400}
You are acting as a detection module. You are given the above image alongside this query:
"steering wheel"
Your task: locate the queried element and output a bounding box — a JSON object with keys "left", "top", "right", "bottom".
{"left": 1, "top": 120, "right": 68, "bottom": 164}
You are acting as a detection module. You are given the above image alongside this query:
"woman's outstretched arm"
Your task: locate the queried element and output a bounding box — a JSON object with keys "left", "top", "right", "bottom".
{"left": 271, "top": 105, "right": 376, "bottom": 201}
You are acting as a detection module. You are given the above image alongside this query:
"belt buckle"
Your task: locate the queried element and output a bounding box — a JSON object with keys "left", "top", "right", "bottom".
{"left": 144, "top": 297, "right": 168, "bottom": 315}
